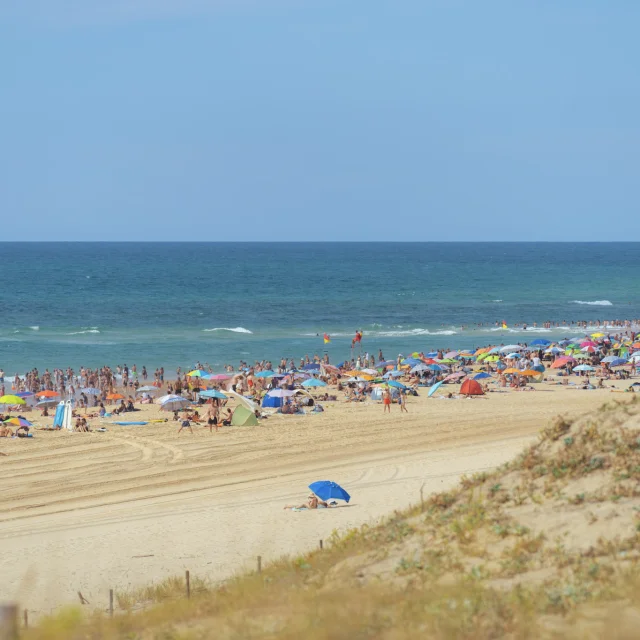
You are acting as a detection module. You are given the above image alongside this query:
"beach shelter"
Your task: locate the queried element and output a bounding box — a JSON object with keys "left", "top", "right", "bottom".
{"left": 231, "top": 405, "right": 258, "bottom": 426}
{"left": 53, "top": 400, "right": 74, "bottom": 431}
{"left": 460, "top": 379, "right": 484, "bottom": 396}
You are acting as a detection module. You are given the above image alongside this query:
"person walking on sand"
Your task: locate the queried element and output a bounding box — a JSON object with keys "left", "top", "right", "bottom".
{"left": 398, "top": 390, "right": 408, "bottom": 413}
{"left": 383, "top": 387, "right": 392, "bottom": 413}
{"left": 178, "top": 417, "right": 193, "bottom": 435}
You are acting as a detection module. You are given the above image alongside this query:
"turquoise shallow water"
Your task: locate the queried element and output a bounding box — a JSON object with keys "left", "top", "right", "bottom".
{"left": 1, "top": 242, "right": 638, "bottom": 374}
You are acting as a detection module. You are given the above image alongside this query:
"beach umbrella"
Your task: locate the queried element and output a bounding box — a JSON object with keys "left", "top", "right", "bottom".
{"left": 504, "top": 353, "right": 519, "bottom": 359}
{"left": 267, "top": 389, "right": 297, "bottom": 398}
{"left": 302, "top": 363, "right": 321, "bottom": 371}
{"left": 302, "top": 378, "right": 327, "bottom": 388}
{"left": 107, "top": 393, "right": 124, "bottom": 400}
{"left": 473, "top": 372, "right": 493, "bottom": 380}
{"left": 550, "top": 358, "right": 574, "bottom": 369}
{"left": 574, "top": 364, "right": 595, "bottom": 372}
{"left": 500, "top": 345, "right": 523, "bottom": 353}
{"left": 533, "top": 365, "right": 546, "bottom": 373}
{"left": 376, "top": 360, "right": 396, "bottom": 368}
{"left": 187, "top": 370, "right": 209, "bottom": 378}
{"left": 444, "top": 351, "right": 459, "bottom": 359}
{"left": 36, "top": 390, "right": 59, "bottom": 398}
{"left": 80, "top": 388, "right": 101, "bottom": 395}
{"left": 496, "top": 361, "right": 507, "bottom": 370}
{"left": 210, "top": 374, "right": 231, "bottom": 381}
{"left": 503, "top": 368, "right": 520, "bottom": 374}
{"left": 484, "top": 356, "right": 500, "bottom": 362}
{"left": 444, "top": 372, "right": 465, "bottom": 382}
{"left": 346, "top": 376, "right": 372, "bottom": 383}
{"left": 158, "top": 394, "right": 190, "bottom": 410}
{"left": 4, "top": 417, "right": 32, "bottom": 427}
{"left": 520, "top": 370, "right": 542, "bottom": 377}
{"left": 602, "top": 355, "right": 624, "bottom": 363}
{"left": 608, "top": 358, "right": 628, "bottom": 367}
{"left": 581, "top": 346, "right": 596, "bottom": 353}
{"left": 254, "top": 371, "right": 275, "bottom": 378}
{"left": 199, "top": 389, "right": 228, "bottom": 399}
{"left": 136, "top": 385, "right": 160, "bottom": 393}
{"left": 426, "top": 364, "right": 443, "bottom": 372}
{"left": 0, "top": 395, "right": 26, "bottom": 405}
{"left": 410, "top": 364, "right": 429, "bottom": 373}
{"left": 530, "top": 339, "right": 552, "bottom": 346}
{"left": 383, "top": 370, "right": 405, "bottom": 378}
{"left": 428, "top": 381, "right": 444, "bottom": 398}
{"left": 544, "top": 347, "right": 562, "bottom": 354}
{"left": 580, "top": 341, "right": 597, "bottom": 348}
{"left": 308, "top": 480, "right": 350, "bottom": 503}
{"left": 401, "top": 358, "right": 422, "bottom": 366}
{"left": 360, "top": 368, "right": 378, "bottom": 375}
{"left": 36, "top": 399, "right": 59, "bottom": 407}
{"left": 386, "top": 380, "right": 407, "bottom": 389}
{"left": 15, "top": 391, "right": 35, "bottom": 398}
{"left": 591, "top": 332, "right": 605, "bottom": 338}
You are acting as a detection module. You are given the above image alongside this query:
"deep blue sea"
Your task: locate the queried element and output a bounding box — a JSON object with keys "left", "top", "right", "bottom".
{"left": 1, "top": 242, "right": 639, "bottom": 375}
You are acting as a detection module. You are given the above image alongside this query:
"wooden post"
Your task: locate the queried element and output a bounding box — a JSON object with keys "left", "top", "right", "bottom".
{"left": 185, "top": 570, "right": 191, "bottom": 599}
{"left": 319, "top": 539, "right": 323, "bottom": 550}
{"left": 109, "top": 589, "right": 114, "bottom": 617}
{"left": 23, "top": 609, "right": 27, "bottom": 629}
{"left": 0, "top": 604, "right": 18, "bottom": 640}
{"left": 257, "top": 556, "right": 262, "bottom": 573}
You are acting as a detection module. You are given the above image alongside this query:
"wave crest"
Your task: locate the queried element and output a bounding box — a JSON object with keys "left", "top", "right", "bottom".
{"left": 203, "top": 327, "right": 253, "bottom": 334}
{"left": 571, "top": 300, "right": 613, "bottom": 306}
{"left": 66, "top": 330, "right": 100, "bottom": 335}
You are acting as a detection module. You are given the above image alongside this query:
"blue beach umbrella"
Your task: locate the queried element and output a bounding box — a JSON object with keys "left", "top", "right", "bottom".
{"left": 302, "top": 378, "right": 327, "bottom": 388}
{"left": 530, "top": 339, "right": 552, "bottom": 346}
{"left": 254, "top": 371, "right": 275, "bottom": 378}
{"left": 401, "top": 358, "right": 421, "bottom": 366}
{"left": 308, "top": 480, "right": 351, "bottom": 503}
{"left": 383, "top": 370, "right": 405, "bottom": 378}
{"left": 199, "top": 389, "right": 228, "bottom": 399}
{"left": 15, "top": 391, "right": 35, "bottom": 398}
{"left": 573, "top": 365, "right": 595, "bottom": 372}
{"left": 428, "top": 381, "right": 444, "bottom": 397}
{"left": 473, "top": 372, "right": 493, "bottom": 380}
{"left": 80, "top": 388, "right": 101, "bottom": 395}
{"left": 386, "top": 380, "right": 407, "bottom": 389}
{"left": 427, "top": 364, "right": 443, "bottom": 372}
{"left": 376, "top": 360, "right": 396, "bottom": 368}
{"left": 302, "top": 363, "right": 321, "bottom": 371}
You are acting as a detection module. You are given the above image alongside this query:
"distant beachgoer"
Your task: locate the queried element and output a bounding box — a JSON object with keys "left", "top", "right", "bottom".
{"left": 383, "top": 388, "right": 392, "bottom": 413}
{"left": 284, "top": 493, "right": 328, "bottom": 510}
{"left": 207, "top": 403, "right": 219, "bottom": 433}
{"left": 178, "top": 418, "right": 193, "bottom": 435}
{"left": 398, "top": 391, "right": 408, "bottom": 413}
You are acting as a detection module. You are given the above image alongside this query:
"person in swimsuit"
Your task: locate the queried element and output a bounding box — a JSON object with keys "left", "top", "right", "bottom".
{"left": 284, "top": 493, "right": 328, "bottom": 510}
{"left": 383, "top": 388, "right": 392, "bottom": 413}
{"left": 206, "top": 403, "right": 219, "bottom": 433}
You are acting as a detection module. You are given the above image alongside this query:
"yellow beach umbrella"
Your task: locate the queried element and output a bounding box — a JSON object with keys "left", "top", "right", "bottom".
{"left": 503, "top": 368, "right": 520, "bottom": 374}
{"left": 0, "top": 395, "right": 26, "bottom": 405}
{"left": 591, "top": 332, "right": 605, "bottom": 338}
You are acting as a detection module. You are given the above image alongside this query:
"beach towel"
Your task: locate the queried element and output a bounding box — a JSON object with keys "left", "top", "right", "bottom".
{"left": 112, "top": 421, "right": 148, "bottom": 426}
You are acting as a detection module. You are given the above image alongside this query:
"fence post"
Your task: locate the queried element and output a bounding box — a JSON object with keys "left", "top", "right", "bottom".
{"left": 186, "top": 570, "right": 191, "bottom": 599}
{"left": 257, "top": 556, "right": 262, "bottom": 573}
{"left": 0, "top": 604, "right": 18, "bottom": 640}
{"left": 23, "top": 609, "right": 28, "bottom": 630}
{"left": 109, "top": 589, "right": 114, "bottom": 617}
{"left": 319, "top": 539, "right": 323, "bottom": 550}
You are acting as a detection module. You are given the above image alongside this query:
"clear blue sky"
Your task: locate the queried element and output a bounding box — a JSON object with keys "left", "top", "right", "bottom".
{"left": 1, "top": 1, "right": 638, "bottom": 241}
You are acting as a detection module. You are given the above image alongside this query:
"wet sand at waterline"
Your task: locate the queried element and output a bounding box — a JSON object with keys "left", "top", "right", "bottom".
{"left": 0, "top": 385, "right": 621, "bottom": 614}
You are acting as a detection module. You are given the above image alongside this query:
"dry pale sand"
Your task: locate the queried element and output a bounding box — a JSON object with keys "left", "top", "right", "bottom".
{"left": 0, "top": 384, "right": 622, "bottom": 616}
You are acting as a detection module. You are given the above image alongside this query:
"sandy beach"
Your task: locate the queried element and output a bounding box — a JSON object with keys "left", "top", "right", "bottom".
{"left": 0, "top": 383, "right": 620, "bottom": 617}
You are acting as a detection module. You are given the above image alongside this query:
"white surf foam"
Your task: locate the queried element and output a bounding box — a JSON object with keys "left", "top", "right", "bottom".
{"left": 66, "top": 330, "right": 101, "bottom": 335}
{"left": 202, "top": 327, "right": 253, "bottom": 334}
{"left": 29, "top": 326, "right": 40, "bottom": 331}
{"left": 571, "top": 300, "right": 613, "bottom": 306}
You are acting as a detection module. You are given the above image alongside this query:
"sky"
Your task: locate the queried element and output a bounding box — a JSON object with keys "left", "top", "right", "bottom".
{"left": 1, "top": 1, "right": 638, "bottom": 241}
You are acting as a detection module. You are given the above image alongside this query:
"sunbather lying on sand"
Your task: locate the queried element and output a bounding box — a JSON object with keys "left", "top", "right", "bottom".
{"left": 0, "top": 425, "right": 14, "bottom": 437}
{"left": 284, "top": 493, "right": 328, "bottom": 510}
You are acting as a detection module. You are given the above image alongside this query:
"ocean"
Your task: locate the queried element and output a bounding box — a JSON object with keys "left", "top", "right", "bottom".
{"left": 1, "top": 242, "right": 638, "bottom": 375}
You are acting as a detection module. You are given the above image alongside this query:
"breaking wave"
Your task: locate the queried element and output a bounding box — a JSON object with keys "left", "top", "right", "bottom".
{"left": 203, "top": 327, "right": 253, "bottom": 334}
{"left": 66, "top": 330, "right": 101, "bottom": 335}
{"left": 29, "top": 326, "right": 40, "bottom": 331}
{"left": 571, "top": 300, "right": 613, "bottom": 306}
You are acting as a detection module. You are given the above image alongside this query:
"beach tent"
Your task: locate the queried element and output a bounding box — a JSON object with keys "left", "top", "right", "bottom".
{"left": 231, "top": 405, "right": 258, "bottom": 426}
{"left": 460, "top": 379, "right": 484, "bottom": 396}
{"left": 370, "top": 386, "right": 399, "bottom": 401}
{"left": 262, "top": 394, "right": 283, "bottom": 408}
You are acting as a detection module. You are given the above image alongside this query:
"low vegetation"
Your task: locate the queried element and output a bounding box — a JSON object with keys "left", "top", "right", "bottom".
{"left": 24, "top": 398, "right": 640, "bottom": 639}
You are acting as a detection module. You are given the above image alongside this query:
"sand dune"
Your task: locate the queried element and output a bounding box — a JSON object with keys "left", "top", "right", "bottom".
{"left": 0, "top": 385, "right": 618, "bottom": 616}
